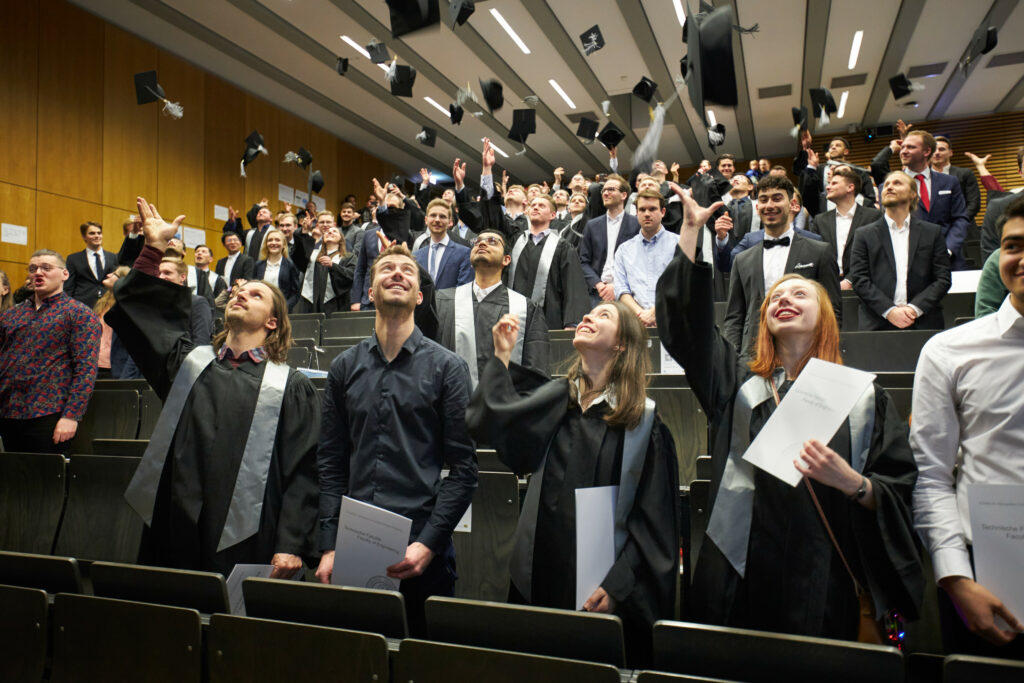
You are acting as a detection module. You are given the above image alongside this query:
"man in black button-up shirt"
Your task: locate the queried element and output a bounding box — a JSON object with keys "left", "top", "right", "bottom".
{"left": 315, "top": 242, "right": 477, "bottom": 635}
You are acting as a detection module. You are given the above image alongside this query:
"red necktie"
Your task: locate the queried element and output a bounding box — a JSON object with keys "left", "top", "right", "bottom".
{"left": 915, "top": 174, "right": 930, "bottom": 213}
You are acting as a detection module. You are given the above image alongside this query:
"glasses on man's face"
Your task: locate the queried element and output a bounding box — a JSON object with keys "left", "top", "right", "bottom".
{"left": 28, "top": 264, "right": 58, "bottom": 274}
{"left": 471, "top": 235, "right": 503, "bottom": 248}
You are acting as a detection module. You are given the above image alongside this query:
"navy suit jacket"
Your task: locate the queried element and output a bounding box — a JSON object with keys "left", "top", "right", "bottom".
{"left": 414, "top": 241, "right": 473, "bottom": 290}
{"left": 578, "top": 213, "right": 641, "bottom": 289}
{"left": 718, "top": 227, "right": 822, "bottom": 272}
{"left": 353, "top": 227, "right": 381, "bottom": 307}
{"left": 253, "top": 257, "right": 302, "bottom": 310}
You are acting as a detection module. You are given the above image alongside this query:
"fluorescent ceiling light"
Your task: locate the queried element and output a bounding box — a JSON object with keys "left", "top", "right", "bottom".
{"left": 490, "top": 8, "right": 531, "bottom": 54}
{"left": 483, "top": 138, "right": 509, "bottom": 158}
{"left": 424, "top": 96, "right": 450, "bottom": 117}
{"left": 340, "top": 35, "right": 370, "bottom": 59}
{"left": 672, "top": 0, "right": 686, "bottom": 27}
{"left": 706, "top": 109, "right": 717, "bottom": 127}
{"left": 548, "top": 79, "right": 576, "bottom": 109}
{"left": 848, "top": 30, "right": 863, "bottom": 70}
{"left": 837, "top": 90, "right": 849, "bottom": 119}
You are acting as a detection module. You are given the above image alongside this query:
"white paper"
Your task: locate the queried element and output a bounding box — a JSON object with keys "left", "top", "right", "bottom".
{"left": 182, "top": 226, "right": 205, "bottom": 249}
{"left": 742, "top": 358, "right": 876, "bottom": 487}
{"left": 225, "top": 564, "right": 274, "bottom": 615}
{"left": 214, "top": 205, "right": 230, "bottom": 221}
{"left": 312, "top": 196, "right": 326, "bottom": 212}
{"left": 278, "top": 183, "right": 294, "bottom": 204}
{"left": 575, "top": 485, "right": 618, "bottom": 610}
{"left": 660, "top": 344, "right": 685, "bottom": 375}
{"left": 1, "top": 223, "right": 28, "bottom": 245}
{"left": 332, "top": 496, "right": 411, "bottom": 591}
{"left": 969, "top": 484, "right": 1024, "bottom": 630}
{"left": 455, "top": 504, "right": 472, "bottom": 533}
{"left": 294, "top": 190, "right": 309, "bottom": 206}
{"left": 949, "top": 269, "right": 982, "bottom": 294}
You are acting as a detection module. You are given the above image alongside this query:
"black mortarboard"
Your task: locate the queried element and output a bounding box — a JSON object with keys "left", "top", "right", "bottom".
{"left": 707, "top": 123, "right": 725, "bottom": 150}
{"left": 576, "top": 117, "right": 599, "bottom": 142}
{"left": 284, "top": 147, "right": 312, "bottom": 170}
{"left": 448, "top": 0, "right": 475, "bottom": 28}
{"left": 791, "top": 106, "right": 808, "bottom": 137}
{"left": 683, "top": 2, "right": 738, "bottom": 129}
{"left": 134, "top": 70, "right": 165, "bottom": 105}
{"left": 389, "top": 175, "right": 405, "bottom": 190}
{"left": 888, "top": 73, "right": 923, "bottom": 100}
{"left": 809, "top": 87, "right": 837, "bottom": 123}
{"left": 240, "top": 130, "right": 267, "bottom": 177}
{"left": 597, "top": 121, "right": 625, "bottom": 149}
{"left": 416, "top": 126, "right": 437, "bottom": 147}
{"left": 308, "top": 170, "right": 324, "bottom": 195}
{"left": 508, "top": 109, "right": 536, "bottom": 144}
{"left": 632, "top": 76, "right": 658, "bottom": 103}
{"left": 336, "top": 57, "right": 349, "bottom": 75}
{"left": 389, "top": 65, "right": 417, "bottom": 97}
{"left": 449, "top": 103, "right": 464, "bottom": 125}
{"left": 479, "top": 79, "right": 504, "bottom": 113}
{"left": 388, "top": 0, "right": 440, "bottom": 38}
{"left": 580, "top": 24, "right": 605, "bottom": 56}
{"left": 367, "top": 41, "right": 390, "bottom": 64}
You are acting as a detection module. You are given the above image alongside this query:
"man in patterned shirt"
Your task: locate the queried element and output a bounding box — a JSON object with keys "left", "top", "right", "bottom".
{"left": 0, "top": 250, "right": 101, "bottom": 453}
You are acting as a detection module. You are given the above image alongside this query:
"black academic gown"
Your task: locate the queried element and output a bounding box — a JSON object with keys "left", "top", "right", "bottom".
{"left": 508, "top": 236, "right": 590, "bottom": 330}
{"left": 295, "top": 251, "right": 356, "bottom": 314}
{"left": 466, "top": 359, "right": 679, "bottom": 665}
{"left": 655, "top": 254, "right": 923, "bottom": 639}
{"left": 106, "top": 268, "right": 321, "bottom": 575}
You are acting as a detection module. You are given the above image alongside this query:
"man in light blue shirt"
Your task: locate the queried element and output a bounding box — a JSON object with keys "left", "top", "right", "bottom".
{"left": 614, "top": 189, "right": 679, "bottom": 326}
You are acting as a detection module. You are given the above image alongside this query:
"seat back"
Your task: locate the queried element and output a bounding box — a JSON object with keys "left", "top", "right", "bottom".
{"left": 0, "top": 551, "right": 82, "bottom": 593}
{"left": 686, "top": 480, "right": 710, "bottom": 578}
{"left": 943, "top": 654, "right": 1024, "bottom": 683}
{"left": 314, "top": 344, "right": 355, "bottom": 370}
{"left": 840, "top": 330, "right": 939, "bottom": 372}
{"left": 138, "top": 387, "right": 161, "bottom": 439}
{"left": 451, "top": 471, "right": 519, "bottom": 602}
{"left": 287, "top": 346, "right": 310, "bottom": 368}
{"left": 322, "top": 314, "right": 376, "bottom": 339}
{"left": 0, "top": 583, "right": 48, "bottom": 683}
{"left": 67, "top": 389, "right": 140, "bottom": 453}
{"left": 649, "top": 387, "right": 708, "bottom": 486}
{"left": 90, "top": 561, "right": 230, "bottom": 614}
{"left": 0, "top": 452, "right": 66, "bottom": 553}
{"left": 92, "top": 438, "right": 149, "bottom": 456}
{"left": 289, "top": 316, "right": 322, "bottom": 343}
{"left": 636, "top": 671, "right": 738, "bottom": 683}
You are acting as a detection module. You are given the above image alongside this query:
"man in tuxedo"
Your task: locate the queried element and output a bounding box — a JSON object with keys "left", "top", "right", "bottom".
{"left": 579, "top": 174, "right": 641, "bottom": 305}
{"left": 932, "top": 136, "right": 981, "bottom": 224}
{"left": 849, "top": 171, "right": 951, "bottom": 331}
{"left": 215, "top": 232, "right": 254, "bottom": 287}
{"left": 979, "top": 146, "right": 1024, "bottom": 261}
{"left": 724, "top": 175, "right": 841, "bottom": 355}
{"left": 871, "top": 129, "right": 971, "bottom": 269}
{"left": 809, "top": 165, "right": 883, "bottom": 290}
{"left": 413, "top": 199, "right": 473, "bottom": 291}
{"left": 187, "top": 244, "right": 226, "bottom": 308}
{"left": 65, "top": 221, "right": 118, "bottom": 308}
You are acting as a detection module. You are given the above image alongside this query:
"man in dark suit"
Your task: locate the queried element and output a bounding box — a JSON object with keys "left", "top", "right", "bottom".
{"left": 980, "top": 147, "right": 1023, "bottom": 261}
{"left": 215, "top": 232, "right": 254, "bottom": 287}
{"left": 65, "top": 221, "right": 118, "bottom": 308}
{"left": 794, "top": 133, "right": 875, "bottom": 209}
{"left": 932, "top": 136, "right": 981, "bottom": 225}
{"left": 579, "top": 174, "right": 641, "bottom": 305}
{"left": 724, "top": 175, "right": 841, "bottom": 356}
{"left": 808, "top": 165, "right": 883, "bottom": 289}
{"left": 188, "top": 244, "right": 227, "bottom": 309}
{"left": 871, "top": 129, "right": 971, "bottom": 269}
{"left": 717, "top": 224, "right": 823, "bottom": 273}
{"left": 277, "top": 211, "right": 314, "bottom": 273}
{"left": 849, "top": 170, "right": 952, "bottom": 331}
{"left": 413, "top": 199, "right": 473, "bottom": 291}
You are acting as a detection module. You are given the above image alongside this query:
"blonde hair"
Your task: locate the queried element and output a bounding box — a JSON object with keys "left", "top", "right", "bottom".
{"left": 94, "top": 265, "right": 131, "bottom": 316}
{"left": 259, "top": 229, "right": 290, "bottom": 261}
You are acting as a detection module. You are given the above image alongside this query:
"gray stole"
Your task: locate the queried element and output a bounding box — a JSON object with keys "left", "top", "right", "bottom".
{"left": 187, "top": 266, "right": 217, "bottom": 296}
{"left": 705, "top": 368, "right": 876, "bottom": 577}
{"left": 510, "top": 395, "right": 657, "bottom": 602}
{"left": 453, "top": 283, "right": 526, "bottom": 388}
{"left": 123, "top": 345, "right": 292, "bottom": 552}
{"left": 509, "top": 232, "right": 560, "bottom": 307}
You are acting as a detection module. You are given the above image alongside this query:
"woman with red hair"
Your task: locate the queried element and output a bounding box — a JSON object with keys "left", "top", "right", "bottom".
{"left": 656, "top": 186, "right": 923, "bottom": 641}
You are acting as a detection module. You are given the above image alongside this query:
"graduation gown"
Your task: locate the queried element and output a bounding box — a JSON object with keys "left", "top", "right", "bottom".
{"left": 295, "top": 250, "right": 356, "bottom": 314}
{"left": 466, "top": 358, "right": 679, "bottom": 661}
{"left": 655, "top": 254, "right": 923, "bottom": 639}
{"left": 508, "top": 236, "right": 590, "bottom": 330}
{"left": 106, "top": 268, "right": 321, "bottom": 575}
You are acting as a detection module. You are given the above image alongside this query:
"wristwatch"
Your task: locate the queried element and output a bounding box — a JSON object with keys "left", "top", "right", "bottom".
{"left": 848, "top": 476, "right": 868, "bottom": 501}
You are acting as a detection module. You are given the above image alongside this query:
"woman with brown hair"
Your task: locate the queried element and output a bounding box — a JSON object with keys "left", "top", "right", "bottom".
{"left": 466, "top": 300, "right": 680, "bottom": 665}
{"left": 656, "top": 187, "right": 922, "bottom": 640}
{"left": 294, "top": 221, "right": 356, "bottom": 314}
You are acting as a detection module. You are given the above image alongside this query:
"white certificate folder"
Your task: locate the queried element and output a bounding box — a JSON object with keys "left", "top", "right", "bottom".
{"left": 969, "top": 484, "right": 1024, "bottom": 630}
{"left": 332, "top": 496, "right": 412, "bottom": 591}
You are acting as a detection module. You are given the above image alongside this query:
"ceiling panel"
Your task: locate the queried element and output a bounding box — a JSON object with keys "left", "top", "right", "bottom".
{"left": 944, "top": 3, "right": 1024, "bottom": 117}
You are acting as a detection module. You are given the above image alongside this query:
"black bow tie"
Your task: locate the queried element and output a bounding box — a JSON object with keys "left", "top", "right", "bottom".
{"left": 763, "top": 236, "right": 791, "bottom": 249}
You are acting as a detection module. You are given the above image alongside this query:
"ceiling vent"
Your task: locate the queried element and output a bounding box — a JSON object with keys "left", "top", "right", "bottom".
{"left": 986, "top": 51, "right": 1024, "bottom": 68}
{"left": 758, "top": 84, "right": 791, "bottom": 99}
{"left": 907, "top": 62, "right": 947, "bottom": 78}
{"left": 830, "top": 73, "right": 867, "bottom": 88}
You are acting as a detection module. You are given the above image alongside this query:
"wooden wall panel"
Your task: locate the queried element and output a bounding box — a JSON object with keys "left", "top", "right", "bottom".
{"left": 244, "top": 96, "right": 280, "bottom": 209}
{"left": 36, "top": 0, "right": 104, "bottom": 203}
{"left": 157, "top": 51, "right": 205, "bottom": 227}
{"left": 203, "top": 75, "right": 247, "bottom": 262}
{"left": 337, "top": 143, "right": 397, "bottom": 207}
{"left": 309, "top": 125, "right": 339, "bottom": 213}
{"left": 276, "top": 110, "right": 309, "bottom": 210}
{"left": 1, "top": 260, "right": 30, "bottom": 293}
{"left": 0, "top": 1, "right": 39, "bottom": 188}
{"left": 35, "top": 192, "right": 104, "bottom": 264}
{"left": 0, "top": 183, "right": 38, "bottom": 265}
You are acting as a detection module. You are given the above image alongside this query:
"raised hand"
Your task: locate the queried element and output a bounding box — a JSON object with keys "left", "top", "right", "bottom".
{"left": 259, "top": 197, "right": 269, "bottom": 207}
{"left": 553, "top": 166, "right": 564, "bottom": 182}
{"left": 800, "top": 129, "right": 812, "bottom": 151}
{"left": 668, "top": 182, "right": 724, "bottom": 263}
{"left": 453, "top": 158, "right": 467, "bottom": 189}
{"left": 377, "top": 230, "right": 395, "bottom": 251}
{"left": 895, "top": 118, "right": 910, "bottom": 139}
{"left": 136, "top": 196, "right": 185, "bottom": 250}
{"left": 491, "top": 313, "right": 520, "bottom": 367}
{"left": 889, "top": 138, "right": 903, "bottom": 154}
{"left": 420, "top": 167, "right": 430, "bottom": 185}
{"left": 371, "top": 177, "right": 387, "bottom": 204}
{"left": 482, "top": 137, "right": 495, "bottom": 171}
{"left": 228, "top": 206, "right": 239, "bottom": 222}
{"left": 714, "top": 213, "right": 733, "bottom": 240}
{"left": 807, "top": 148, "right": 820, "bottom": 168}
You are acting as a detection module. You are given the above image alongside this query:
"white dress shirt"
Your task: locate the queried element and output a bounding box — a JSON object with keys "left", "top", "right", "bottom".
{"left": 262, "top": 258, "right": 282, "bottom": 287}
{"left": 883, "top": 214, "right": 924, "bottom": 317}
{"left": 224, "top": 252, "right": 239, "bottom": 281}
{"left": 834, "top": 205, "right": 855, "bottom": 276}
{"left": 601, "top": 210, "right": 625, "bottom": 284}
{"left": 911, "top": 296, "right": 1024, "bottom": 582}
{"left": 761, "top": 227, "right": 794, "bottom": 294}
{"left": 904, "top": 165, "right": 932, "bottom": 207}
{"left": 473, "top": 281, "right": 502, "bottom": 303}
{"left": 87, "top": 247, "right": 105, "bottom": 280}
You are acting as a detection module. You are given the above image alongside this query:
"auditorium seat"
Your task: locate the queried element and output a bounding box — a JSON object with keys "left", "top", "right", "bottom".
{"left": 475, "top": 448, "right": 512, "bottom": 473}
{"left": 393, "top": 638, "right": 622, "bottom": 683}
{"left": 138, "top": 388, "right": 161, "bottom": 440}
{"left": 652, "top": 620, "right": 903, "bottom": 683}
{"left": 242, "top": 578, "right": 408, "bottom": 638}
{"left": 0, "top": 551, "right": 82, "bottom": 594}
{"left": 314, "top": 344, "right": 354, "bottom": 369}
{"left": 840, "top": 330, "right": 939, "bottom": 372}
{"left": 94, "top": 378, "right": 150, "bottom": 392}
{"left": 905, "top": 652, "right": 944, "bottom": 683}
{"left": 90, "top": 561, "right": 230, "bottom": 614}
{"left": 50, "top": 593, "right": 202, "bottom": 683}
{"left": 424, "top": 596, "right": 626, "bottom": 667}
{"left": 287, "top": 346, "right": 310, "bottom": 368}
{"left": 943, "top": 654, "right": 1024, "bottom": 682}
{"left": 92, "top": 438, "right": 148, "bottom": 457}
{"left": 207, "top": 614, "right": 389, "bottom": 682}
{"left": 322, "top": 313, "right": 376, "bottom": 339}
{"left": 636, "top": 671, "right": 738, "bottom": 683}
{"left": 841, "top": 292, "right": 861, "bottom": 331}
{"left": 942, "top": 292, "right": 976, "bottom": 328}
{"left": 0, "top": 584, "right": 48, "bottom": 683}
{"left": 695, "top": 456, "right": 712, "bottom": 481}
{"left": 319, "top": 335, "right": 366, "bottom": 348}
{"left": 66, "top": 389, "right": 140, "bottom": 454}
{"left": 53, "top": 455, "right": 144, "bottom": 563}
{"left": 289, "top": 315, "right": 323, "bottom": 343}
{"left": 0, "top": 452, "right": 66, "bottom": 554}
{"left": 452, "top": 471, "right": 519, "bottom": 602}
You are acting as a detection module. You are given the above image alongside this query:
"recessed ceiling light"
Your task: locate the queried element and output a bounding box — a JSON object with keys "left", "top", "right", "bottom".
{"left": 848, "top": 30, "right": 864, "bottom": 70}
{"left": 490, "top": 8, "right": 530, "bottom": 55}
{"left": 706, "top": 109, "right": 717, "bottom": 127}
{"left": 837, "top": 90, "right": 849, "bottom": 119}
{"left": 340, "top": 35, "right": 370, "bottom": 60}
{"left": 423, "top": 97, "right": 450, "bottom": 117}
{"left": 672, "top": 0, "right": 686, "bottom": 27}
{"left": 483, "top": 138, "right": 509, "bottom": 158}
{"left": 548, "top": 79, "right": 576, "bottom": 109}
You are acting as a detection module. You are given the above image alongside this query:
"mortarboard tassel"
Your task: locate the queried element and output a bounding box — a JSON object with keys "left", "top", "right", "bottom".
{"left": 819, "top": 110, "right": 830, "bottom": 126}
{"left": 515, "top": 145, "right": 528, "bottom": 156}
{"left": 790, "top": 124, "right": 801, "bottom": 139}
{"left": 386, "top": 58, "right": 398, "bottom": 84}
{"left": 240, "top": 160, "right": 247, "bottom": 178}
{"left": 523, "top": 95, "right": 539, "bottom": 108}
{"left": 456, "top": 83, "right": 478, "bottom": 107}
{"left": 283, "top": 151, "right": 301, "bottom": 164}
{"left": 415, "top": 130, "right": 429, "bottom": 143}
{"left": 734, "top": 22, "right": 759, "bottom": 35}
{"left": 708, "top": 127, "right": 725, "bottom": 147}
{"left": 162, "top": 100, "right": 183, "bottom": 119}
{"left": 632, "top": 103, "right": 666, "bottom": 173}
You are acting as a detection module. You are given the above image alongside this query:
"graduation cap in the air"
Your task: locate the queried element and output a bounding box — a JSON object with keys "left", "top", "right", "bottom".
{"left": 133, "top": 70, "right": 183, "bottom": 119}
{"left": 576, "top": 117, "right": 599, "bottom": 143}
{"left": 597, "top": 121, "right": 625, "bottom": 149}
{"left": 448, "top": 0, "right": 475, "bottom": 28}
{"left": 367, "top": 41, "right": 390, "bottom": 64}
{"left": 479, "top": 79, "right": 504, "bottom": 113}
{"left": 580, "top": 24, "right": 605, "bottom": 56}
{"left": 388, "top": 0, "right": 440, "bottom": 38}
{"left": 508, "top": 109, "right": 536, "bottom": 144}
{"left": 683, "top": 2, "right": 738, "bottom": 131}
{"left": 888, "top": 73, "right": 924, "bottom": 100}
{"left": 809, "top": 88, "right": 837, "bottom": 125}
{"left": 632, "top": 76, "right": 658, "bottom": 103}
{"left": 707, "top": 123, "right": 726, "bottom": 150}
{"left": 388, "top": 64, "right": 417, "bottom": 97}
{"left": 449, "top": 103, "right": 464, "bottom": 125}
{"left": 240, "top": 130, "right": 268, "bottom": 178}
{"left": 308, "top": 170, "right": 324, "bottom": 195}
{"left": 960, "top": 25, "right": 998, "bottom": 73}
{"left": 790, "top": 106, "right": 808, "bottom": 138}
{"left": 416, "top": 126, "right": 437, "bottom": 147}
{"left": 283, "top": 147, "right": 313, "bottom": 170}
{"left": 336, "top": 57, "right": 349, "bottom": 75}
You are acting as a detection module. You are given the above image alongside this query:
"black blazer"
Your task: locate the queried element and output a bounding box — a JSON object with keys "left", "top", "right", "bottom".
{"left": 66, "top": 248, "right": 118, "bottom": 308}
{"left": 724, "top": 234, "right": 841, "bottom": 355}
{"left": 215, "top": 253, "right": 255, "bottom": 285}
{"left": 578, "top": 212, "right": 641, "bottom": 290}
{"left": 980, "top": 190, "right": 1020, "bottom": 262}
{"left": 810, "top": 204, "right": 883, "bottom": 278}
{"left": 254, "top": 258, "right": 302, "bottom": 310}
{"left": 946, "top": 164, "right": 981, "bottom": 223}
{"left": 848, "top": 216, "right": 952, "bottom": 331}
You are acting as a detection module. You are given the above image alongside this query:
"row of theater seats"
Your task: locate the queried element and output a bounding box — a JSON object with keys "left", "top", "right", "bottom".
{"left": 3, "top": 550, "right": 1021, "bottom": 683}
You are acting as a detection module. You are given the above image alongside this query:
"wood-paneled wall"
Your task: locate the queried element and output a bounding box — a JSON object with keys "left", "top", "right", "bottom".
{"left": 0, "top": 0, "right": 400, "bottom": 278}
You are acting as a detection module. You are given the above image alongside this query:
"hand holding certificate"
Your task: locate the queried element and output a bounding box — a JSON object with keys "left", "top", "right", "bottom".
{"left": 968, "top": 484, "right": 1024, "bottom": 636}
